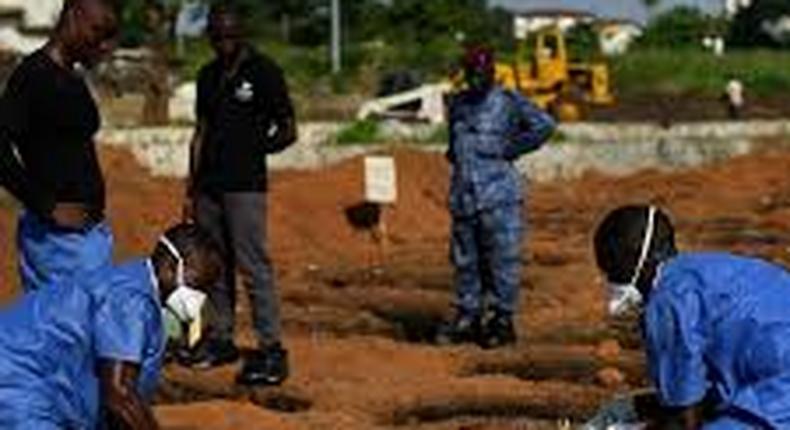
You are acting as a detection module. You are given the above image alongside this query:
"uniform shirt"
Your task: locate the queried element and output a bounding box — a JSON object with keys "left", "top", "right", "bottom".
{"left": 0, "top": 259, "right": 164, "bottom": 429}
{"left": 645, "top": 252, "right": 790, "bottom": 429}
{"left": 195, "top": 45, "right": 295, "bottom": 193}
{"left": 0, "top": 50, "right": 104, "bottom": 218}
{"left": 447, "top": 87, "right": 555, "bottom": 217}
{"left": 91, "top": 259, "right": 165, "bottom": 399}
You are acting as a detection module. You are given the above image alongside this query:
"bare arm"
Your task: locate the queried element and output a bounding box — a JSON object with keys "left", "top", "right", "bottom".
{"left": 182, "top": 120, "right": 205, "bottom": 221}
{"left": 186, "top": 66, "right": 210, "bottom": 214}
{"left": 645, "top": 404, "right": 703, "bottom": 430}
{"left": 678, "top": 405, "right": 703, "bottom": 430}
{"left": 99, "top": 360, "right": 159, "bottom": 430}
{"left": 186, "top": 120, "right": 205, "bottom": 197}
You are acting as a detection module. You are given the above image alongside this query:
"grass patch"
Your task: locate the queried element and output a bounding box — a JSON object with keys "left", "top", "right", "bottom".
{"left": 334, "top": 122, "right": 449, "bottom": 146}
{"left": 335, "top": 119, "right": 382, "bottom": 145}
{"left": 423, "top": 125, "right": 449, "bottom": 144}
{"left": 613, "top": 49, "right": 790, "bottom": 98}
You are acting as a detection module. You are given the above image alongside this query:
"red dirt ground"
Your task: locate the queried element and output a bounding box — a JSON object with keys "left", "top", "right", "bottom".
{"left": 4, "top": 144, "right": 790, "bottom": 428}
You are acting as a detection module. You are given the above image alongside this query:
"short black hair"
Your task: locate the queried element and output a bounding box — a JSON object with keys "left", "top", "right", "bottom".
{"left": 594, "top": 205, "right": 676, "bottom": 283}
{"left": 154, "top": 223, "right": 222, "bottom": 267}
{"left": 58, "top": 0, "right": 117, "bottom": 28}
{"left": 207, "top": 1, "right": 244, "bottom": 23}
{"left": 206, "top": 1, "right": 248, "bottom": 35}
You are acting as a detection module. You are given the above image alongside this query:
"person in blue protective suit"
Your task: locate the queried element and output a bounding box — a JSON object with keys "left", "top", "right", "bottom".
{"left": 0, "top": 223, "right": 222, "bottom": 430}
{"left": 436, "top": 45, "right": 556, "bottom": 349}
{"left": 594, "top": 204, "right": 790, "bottom": 429}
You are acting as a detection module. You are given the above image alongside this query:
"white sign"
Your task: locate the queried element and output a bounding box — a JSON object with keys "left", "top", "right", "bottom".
{"left": 364, "top": 156, "right": 397, "bottom": 204}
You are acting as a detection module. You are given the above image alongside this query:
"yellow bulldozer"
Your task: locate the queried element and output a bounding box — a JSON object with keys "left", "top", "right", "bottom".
{"left": 357, "top": 27, "right": 614, "bottom": 124}
{"left": 492, "top": 27, "right": 614, "bottom": 121}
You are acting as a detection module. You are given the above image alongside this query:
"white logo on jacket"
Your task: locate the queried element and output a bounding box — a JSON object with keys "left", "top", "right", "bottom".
{"left": 235, "top": 80, "right": 254, "bottom": 102}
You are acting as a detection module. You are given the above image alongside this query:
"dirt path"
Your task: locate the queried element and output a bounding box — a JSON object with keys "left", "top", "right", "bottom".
{"left": 588, "top": 93, "right": 790, "bottom": 123}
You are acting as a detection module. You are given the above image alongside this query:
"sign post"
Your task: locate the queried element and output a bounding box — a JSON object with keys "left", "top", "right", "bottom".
{"left": 364, "top": 156, "right": 397, "bottom": 269}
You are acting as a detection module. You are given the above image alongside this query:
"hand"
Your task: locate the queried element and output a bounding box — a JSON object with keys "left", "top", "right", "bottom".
{"left": 182, "top": 197, "right": 195, "bottom": 222}
{"left": 50, "top": 202, "right": 90, "bottom": 229}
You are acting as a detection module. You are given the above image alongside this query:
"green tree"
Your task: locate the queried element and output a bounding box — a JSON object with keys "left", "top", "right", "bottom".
{"left": 387, "top": 0, "right": 490, "bottom": 45}
{"left": 117, "top": 0, "right": 148, "bottom": 47}
{"left": 115, "top": 0, "right": 179, "bottom": 123}
{"left": 566, "top": 23, "right": 600, "bottom": 61}
{"left": 642, "top": 0, "right": 662, "bottom": 19}
{"left": 640, "top": 6, "right": 711, "bottom": 48}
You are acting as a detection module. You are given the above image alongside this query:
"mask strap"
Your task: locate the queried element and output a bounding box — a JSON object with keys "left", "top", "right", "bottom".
{"left": 630, "top": 206, "right": 657, "bottom": 286}
{"left": 159, "top": 235, "right": 185, "bottom": 287}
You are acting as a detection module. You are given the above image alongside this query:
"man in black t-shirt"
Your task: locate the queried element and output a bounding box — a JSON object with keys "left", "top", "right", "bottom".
{"left": 0, "top": 0, "right": 118, "bottom": 292}
{"left": 184, "top": 4, "right": 296, "bottom": 386}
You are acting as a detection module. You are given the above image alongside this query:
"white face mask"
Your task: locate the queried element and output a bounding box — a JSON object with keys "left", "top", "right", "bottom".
{"left": 159, "top": 235, "right": 207, "bottom": 347}
{"left": 606, "top": 206, "right": 656, "bottom": 318}
{"left": 607, "top": 282, "right": 644, "bottom": 317}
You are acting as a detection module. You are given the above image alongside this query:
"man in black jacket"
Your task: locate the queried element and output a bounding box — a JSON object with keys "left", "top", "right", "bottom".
{"left": 184, "top": 3, "right": 296, "bottom": 386}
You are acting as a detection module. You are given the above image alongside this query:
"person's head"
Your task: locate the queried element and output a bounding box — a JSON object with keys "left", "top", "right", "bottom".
{"left": 54, "top": 0, "right": 118, "bottom": 67}
{"left": 593, "top": 205, "right": 677, "bottom": 317}
{"left": 207, "top": 3, "right": 245, "bottom": 63}
{"left": 462, "top": 45, "right": 496, "bottom": 95}
{"left": 151, "top": 223, "right": 223, "bottom": 331}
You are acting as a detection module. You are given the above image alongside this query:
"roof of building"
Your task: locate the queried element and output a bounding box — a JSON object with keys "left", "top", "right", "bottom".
{"left": 597, "top": 18, "right": 644, "bottom": 29}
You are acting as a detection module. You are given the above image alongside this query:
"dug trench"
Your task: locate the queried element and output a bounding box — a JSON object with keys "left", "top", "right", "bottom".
{"left": 281, "top": 272, "right": 616, "bottom": 346}
{"left": 459, "top": 348, "right": 647, "bottom": 387}
{"left": 155, "top": 363, "right": 314, "bottom": 414}
{"left": 389, "top": 396, "right": 589, "bottom": 428}
{"left": 384, "top": 347, "right": 646, "bottom": 428}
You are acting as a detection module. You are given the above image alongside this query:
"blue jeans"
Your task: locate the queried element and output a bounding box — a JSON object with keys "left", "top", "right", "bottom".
{"left": 450, "top": 203, "right": 523, "bottom": 317}
{"left": 17, "top": 212, "right": 113, "bottom": 292}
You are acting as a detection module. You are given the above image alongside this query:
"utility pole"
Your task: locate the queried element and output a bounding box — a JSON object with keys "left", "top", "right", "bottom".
{"left": 331, "top": 0, "right": 341, "bottom": 74}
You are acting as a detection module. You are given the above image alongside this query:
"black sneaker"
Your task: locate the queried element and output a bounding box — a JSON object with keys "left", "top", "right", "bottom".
{"left": 482, "top": 313, "right": 517, "bottom": 349}
{"left": 435, "top": 313, "right": 482, "bottom": 346}
{"left": 188, "top": 340, "right": 240, "bottom": 369}
{"left": 236, "top": 344, "right": 290, "bottom": 386}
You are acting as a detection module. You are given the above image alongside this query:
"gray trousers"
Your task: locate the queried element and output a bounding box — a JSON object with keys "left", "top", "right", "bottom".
{"left": 195, "top": 192, "right": 281, "bottom": 347}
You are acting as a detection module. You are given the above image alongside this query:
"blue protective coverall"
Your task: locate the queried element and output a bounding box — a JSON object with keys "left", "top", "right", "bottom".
{"left": 645, "top": 252, "right": 790, "bottom": 429}
{"left": 0, "top": 259, "right": 165, "bottom": 429}
{"left": 447, "top": 86, "right": 555, "bottom": 316}
{"left": 17, "top": 212, "right": 113, "bottom": 293}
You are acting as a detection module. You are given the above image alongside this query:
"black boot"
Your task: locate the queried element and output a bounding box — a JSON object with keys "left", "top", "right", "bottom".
{"left": 188, "top": 339, "right": 240, "bottom": 369}
{"left": 482, "top": 313, "right": 517, "bottom": 349}
{"left": 435, "top": 313, "right": 482, "bottom": 346}
{"left": 236, "top": 343, "right": 290, "bottom": 386}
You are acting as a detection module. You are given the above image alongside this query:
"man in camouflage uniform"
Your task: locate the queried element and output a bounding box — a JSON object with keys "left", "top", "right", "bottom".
{"left": 437, "top": 46, "right": 556, "bottom": 348}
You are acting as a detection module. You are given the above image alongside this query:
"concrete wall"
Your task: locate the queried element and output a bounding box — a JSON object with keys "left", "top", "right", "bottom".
{"left": 0, "top": 0, "right": 60, "bottom": 53}
{"left": 17, "top": 0, "right": 61, "bottom": 29}
{"left": 100, "top": 123, "right": 345, "bottom": 177}
{"left": 98, "top": 121, "right": 790, "bottom": 182}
